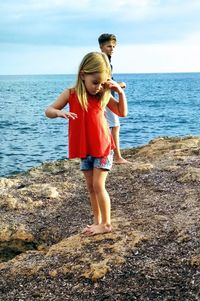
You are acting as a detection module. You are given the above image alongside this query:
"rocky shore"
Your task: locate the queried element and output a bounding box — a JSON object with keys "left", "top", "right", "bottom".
{"left": 0, "top": 136, "right": 199, "bottom": 301}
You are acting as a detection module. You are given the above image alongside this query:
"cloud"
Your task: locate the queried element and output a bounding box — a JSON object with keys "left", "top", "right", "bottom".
{"left": 1, "top": 0, "right": 200, "bottom": 74}
{"left": 1, "top": 0, "right": 200, "bottom": 46}
{"left": 112, "top": 41, "right": 200, "bottom": 73}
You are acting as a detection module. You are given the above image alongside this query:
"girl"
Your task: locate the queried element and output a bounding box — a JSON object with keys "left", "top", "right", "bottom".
{"left": 45, "top": 52, "right": 128, "bottom": 236}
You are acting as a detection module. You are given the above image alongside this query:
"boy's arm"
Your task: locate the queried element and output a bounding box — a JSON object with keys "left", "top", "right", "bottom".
{"left": 119, "top": 81, "right": 126, "bottom": 89}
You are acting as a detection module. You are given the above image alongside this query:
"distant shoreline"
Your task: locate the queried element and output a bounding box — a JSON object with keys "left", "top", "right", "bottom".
{"left": 1, "top": 71, "right": 200, "bottom": 77}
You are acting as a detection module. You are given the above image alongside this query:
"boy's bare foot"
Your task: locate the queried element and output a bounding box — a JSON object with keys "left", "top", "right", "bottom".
{"left": 82, "top": 224, "right": 112, "bottom": 236}
{"left": 114, "top": 157, "right": 131, "bottom": 164}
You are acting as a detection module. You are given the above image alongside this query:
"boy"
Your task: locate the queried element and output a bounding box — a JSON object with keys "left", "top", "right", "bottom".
{"left": 98, "top": 33, "right": 129, "bottom": 164}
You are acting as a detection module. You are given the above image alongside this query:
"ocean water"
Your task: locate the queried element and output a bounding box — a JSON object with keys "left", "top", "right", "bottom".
{"left": 0, "top": 72, "right": 200, "bottom": 177}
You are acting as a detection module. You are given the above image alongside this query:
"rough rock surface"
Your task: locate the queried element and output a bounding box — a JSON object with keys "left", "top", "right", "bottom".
{"left": 0, "top": 136, "right": 199, "bottom": 301}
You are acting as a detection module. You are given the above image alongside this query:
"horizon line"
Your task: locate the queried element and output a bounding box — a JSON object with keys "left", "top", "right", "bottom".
{"left": 0, "top": 71, "right": 200, "bottom": 77}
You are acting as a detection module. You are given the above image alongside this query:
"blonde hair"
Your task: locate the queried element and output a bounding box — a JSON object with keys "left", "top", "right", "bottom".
{"left": 75, "top": 52, "right": 111, "bottom": 110}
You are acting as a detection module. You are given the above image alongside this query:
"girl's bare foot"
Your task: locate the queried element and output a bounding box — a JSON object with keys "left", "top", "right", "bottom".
{"left": 82, "top": 224, "right": 112, "bottom": 236}
{"left": 82, "top": 224, "right": 99, "bottom": 234}
{"left": 82, "top": 224, "right": 93, "bottom": 234}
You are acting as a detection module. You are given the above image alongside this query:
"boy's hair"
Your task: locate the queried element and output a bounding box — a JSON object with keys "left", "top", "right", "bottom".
{"left": 98, "top": 33, "right": 117, "bottom": 46}
{"left": 75, "top": 52, "right": 111, "bottom": 110}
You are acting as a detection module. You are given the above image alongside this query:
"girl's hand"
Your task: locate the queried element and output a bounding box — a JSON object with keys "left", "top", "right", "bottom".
{"left": 105, "top": 80, "right": 123, "bottom": 94}
{"left": 57, "top": 111, "right": 78, "bottom": 120}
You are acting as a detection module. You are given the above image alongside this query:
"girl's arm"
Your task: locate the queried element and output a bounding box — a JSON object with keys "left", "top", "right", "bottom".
{"left": 45, "top": 89, "right": 77, "bottom": 120}
{"left": 106, "top": 80, "right": 128, "bottom": 117}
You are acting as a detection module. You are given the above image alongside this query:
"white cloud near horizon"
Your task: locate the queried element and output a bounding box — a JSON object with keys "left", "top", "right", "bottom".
{"left": 0, "top": 0, "right": 200, "bottom": 74}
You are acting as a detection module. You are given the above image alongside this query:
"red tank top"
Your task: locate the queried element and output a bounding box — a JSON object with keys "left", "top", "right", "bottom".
{"left": 68, "top": 90, "right": 115, "bottom": 159}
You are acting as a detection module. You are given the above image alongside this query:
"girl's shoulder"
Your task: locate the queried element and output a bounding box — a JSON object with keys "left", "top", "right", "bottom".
{"left": 68, "top": 88, "right": 79, "bottom": 100}
{"left": 61, "top": 88, "right": 75, "bottom": 102}
{"left": 68, "top": 88, "right": 75, "bottom": 95}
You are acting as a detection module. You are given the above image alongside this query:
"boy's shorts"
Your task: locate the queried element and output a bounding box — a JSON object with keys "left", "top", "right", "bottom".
{"left": 80, "top": 151, "right": 114, "bottom": 171}
{"left": 105, "top": 107, "right": 120, "bottom": 128}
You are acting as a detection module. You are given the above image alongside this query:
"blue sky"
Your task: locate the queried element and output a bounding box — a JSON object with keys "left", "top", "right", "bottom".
{"left": 1, "top": 0, "right": 200, "bottom": 74}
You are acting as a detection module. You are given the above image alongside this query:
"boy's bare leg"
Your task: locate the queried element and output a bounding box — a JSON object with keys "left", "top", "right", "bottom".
{"left": 111, "top": 126, "right": 130, "bottom": 164}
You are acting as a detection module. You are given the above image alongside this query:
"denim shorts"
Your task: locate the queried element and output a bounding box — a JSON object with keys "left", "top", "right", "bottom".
{"left": 80, "top": 151, "right": 114, "bottom": 171}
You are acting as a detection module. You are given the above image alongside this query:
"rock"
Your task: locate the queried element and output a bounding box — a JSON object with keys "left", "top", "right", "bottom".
{"left": 178, "top": 167, "right": 200, "bottom": 183}
{"left": 0, "top": 136, "right": 199, "bottom": 301}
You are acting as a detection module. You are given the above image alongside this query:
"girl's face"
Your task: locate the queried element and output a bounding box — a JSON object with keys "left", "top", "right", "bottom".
{"left": 81, "top": 72, "right": 108, "bottom": 95}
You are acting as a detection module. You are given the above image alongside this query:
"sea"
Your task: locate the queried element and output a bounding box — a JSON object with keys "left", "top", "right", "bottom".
{"left": 0, "top": 72, "right": 200, "bottom": 178}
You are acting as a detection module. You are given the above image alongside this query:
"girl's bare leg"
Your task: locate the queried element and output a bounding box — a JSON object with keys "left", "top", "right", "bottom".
{"left": 82, "top": 170, "right": 101, "bottom": 226}
{"left": 84, "top": 168, "right": 112, "bottom": 235}
{"left": 93, "top": 168, "right": 110, "bottom": 225}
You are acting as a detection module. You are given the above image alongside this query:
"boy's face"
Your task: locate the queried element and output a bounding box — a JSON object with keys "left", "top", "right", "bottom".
{"left": 100, "top": 40, "right": 116, "bottom": 57}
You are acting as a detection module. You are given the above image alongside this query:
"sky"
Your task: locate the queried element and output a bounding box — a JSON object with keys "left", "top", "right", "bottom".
{"left": 1, "top": 0, "right": 200, "bottom": 75}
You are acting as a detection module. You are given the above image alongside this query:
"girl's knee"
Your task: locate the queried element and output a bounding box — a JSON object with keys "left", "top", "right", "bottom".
{"left": 87, "top": 183, "right": 95, "bottom": 194}
{"left": 93, "top": 182, "right": 105, "bottom": 194}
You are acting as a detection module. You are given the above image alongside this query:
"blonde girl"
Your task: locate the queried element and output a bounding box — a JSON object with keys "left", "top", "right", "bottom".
{"left": 45, "top": 52, "right": 127, "bottom": 235}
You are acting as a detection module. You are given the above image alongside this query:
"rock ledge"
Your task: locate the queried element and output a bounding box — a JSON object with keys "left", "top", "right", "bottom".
{"left": 0, "top": 136, "right": 199, "bottom": 300}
